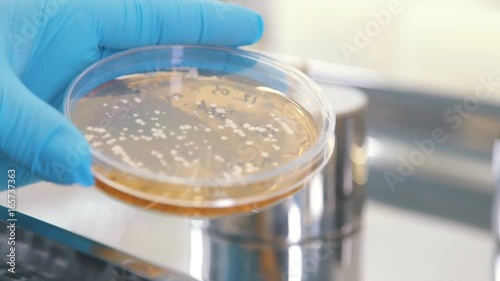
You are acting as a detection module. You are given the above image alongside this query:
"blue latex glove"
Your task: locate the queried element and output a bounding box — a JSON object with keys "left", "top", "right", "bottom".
{"left": 0, "top": 0, "right": 263, "bottom": 188}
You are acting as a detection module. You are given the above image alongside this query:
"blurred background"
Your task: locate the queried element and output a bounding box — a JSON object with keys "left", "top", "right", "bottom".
{"left": 243, "top": 0, "right": 500, "bottom": 101}
{"left": 236, "top": 1, "right": 500, "bottom": 280}
{"left": 3, "top": 1, "right": 500, "bottom": 281}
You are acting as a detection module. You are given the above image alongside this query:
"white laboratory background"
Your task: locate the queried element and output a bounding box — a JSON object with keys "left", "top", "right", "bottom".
{"left": 243, "top": 0, "right": 500, "bottom": 102}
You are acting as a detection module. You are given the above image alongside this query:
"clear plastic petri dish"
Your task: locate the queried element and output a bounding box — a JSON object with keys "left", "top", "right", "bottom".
{"left": 64, "top": 45, "right": 335, "bottom": 217}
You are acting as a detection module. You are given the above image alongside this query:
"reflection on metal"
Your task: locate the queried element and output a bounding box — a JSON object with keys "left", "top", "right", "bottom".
{"left": 495, "top": 248, "right": 500, "bottom": 281}
{"left": 189, "top": 221, "right": 205, "bottom": 279}
{"left": 287, "top": 203, "right": 303, "bottom": 243}
{"left": 493, "top": 137, "right": 500, "bottom": 244}
{"left": 189, "top": 225, "right": 362, "bottom": 281}
{"left": 0, "top": 206, "right": 198, "bottom": 281}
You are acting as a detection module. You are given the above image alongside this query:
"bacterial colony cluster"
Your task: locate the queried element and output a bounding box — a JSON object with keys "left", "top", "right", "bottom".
{"left": 73, "top": 70, "right": 318, "bottom": 184}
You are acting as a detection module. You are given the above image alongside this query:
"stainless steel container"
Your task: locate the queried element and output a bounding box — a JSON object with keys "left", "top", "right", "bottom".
{"left": 492, "top": 137, "right": 500, "bottom": 243}
{"left": 492, "top": 136, "right": 499, "bottom": 281}
{"left": 189, "top": 224, "right": 362, "bottom": 281}
{"left": 194, "top": 83, "right": 368, "bottom": 281}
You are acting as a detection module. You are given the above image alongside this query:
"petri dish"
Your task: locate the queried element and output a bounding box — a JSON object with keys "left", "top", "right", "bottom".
{"left": 64, "top": 45, "right": 335, "bottom": 217}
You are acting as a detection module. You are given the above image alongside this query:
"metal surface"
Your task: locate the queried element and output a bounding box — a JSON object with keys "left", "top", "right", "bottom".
{"left": 493, "top": 137, "right": 500, "bottom": 244}
{"left": 0, "top": 206, "right": 198, "bottom": 281}
{"left": 190, "top": 222, "right": 361, "bottom": 281}
{"left": 494, "top": 249, "right": 499, "bottom": 281}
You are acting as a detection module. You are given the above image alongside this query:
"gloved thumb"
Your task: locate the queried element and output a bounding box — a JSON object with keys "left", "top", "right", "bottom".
{"left": 0, "top": 67, "right": 94, "bottom": 186}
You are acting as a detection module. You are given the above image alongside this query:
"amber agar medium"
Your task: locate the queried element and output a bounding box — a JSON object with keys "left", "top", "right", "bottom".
{"left": 64, "top": 46, "right": 335, "bottom": 217}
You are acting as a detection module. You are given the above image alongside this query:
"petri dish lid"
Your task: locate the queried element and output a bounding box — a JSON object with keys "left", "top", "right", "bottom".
{"left": 318, "top": 83, "right": 368, "bottom": 118}
{"left": 64, "top": 45, "right": 335, "bottom": 216}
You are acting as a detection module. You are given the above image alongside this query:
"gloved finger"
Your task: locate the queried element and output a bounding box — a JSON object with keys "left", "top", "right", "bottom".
{"left": 0, "top": 154, "right": 43, "bottom": 190}
{"left": 96, "top": 0, "right": 263, "bottom": 49}
{"left": 0, "top": 68, "right": 94, "bottom": 187}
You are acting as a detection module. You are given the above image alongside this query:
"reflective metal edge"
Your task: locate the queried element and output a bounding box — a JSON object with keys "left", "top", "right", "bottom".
{"left": 0, "top": 205, "right": 199, "bottom": 281}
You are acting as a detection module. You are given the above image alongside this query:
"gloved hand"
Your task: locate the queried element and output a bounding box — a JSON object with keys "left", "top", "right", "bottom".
{"left": 0, "top": 0, "right": 263, "bottom": 188}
